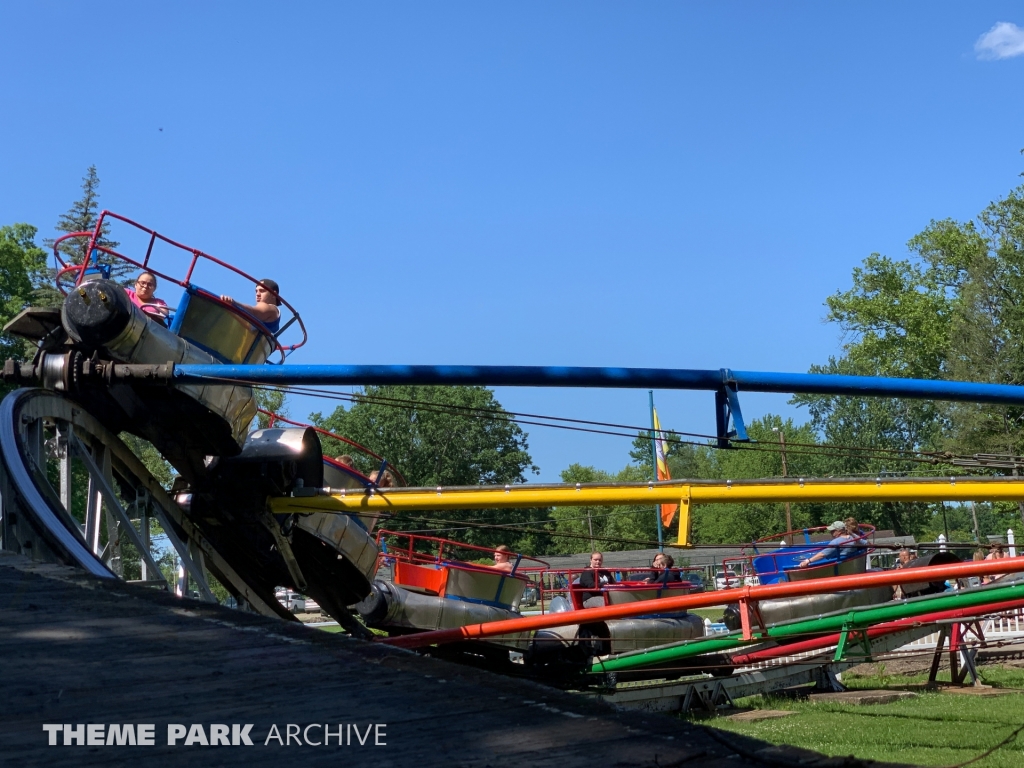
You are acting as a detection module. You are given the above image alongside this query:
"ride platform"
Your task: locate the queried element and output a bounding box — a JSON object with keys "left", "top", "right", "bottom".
{"left": 0, "top": 551, "right": 907, "bottom": 767}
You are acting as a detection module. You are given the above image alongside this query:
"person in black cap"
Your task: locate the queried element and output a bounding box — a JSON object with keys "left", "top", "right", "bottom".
{"left": 221, "top": 278, "right": 281, "bottom": 332}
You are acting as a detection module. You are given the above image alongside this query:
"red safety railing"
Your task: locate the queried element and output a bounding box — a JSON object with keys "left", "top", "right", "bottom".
{"left": 719, "top": 524, "right": 876, "bottom": 589}
{"left": 51, "top": 210, "right": 308, "bottom": 360}
{"left": 258, "top": 409, "right": 408, "bottom": 487}
{"left": 535, "top": 566, "right": 705, "bottom": 613}
{"left": 376, "top": 530, "right": 548, "bottom": 578}
{"left": 381, "top": 554, "right": 1024, "bottom": 650}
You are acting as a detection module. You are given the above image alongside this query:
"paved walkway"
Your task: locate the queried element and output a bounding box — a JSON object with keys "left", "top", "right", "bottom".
{"left": 0, "top": 551, "right": 907, "bottom": 767}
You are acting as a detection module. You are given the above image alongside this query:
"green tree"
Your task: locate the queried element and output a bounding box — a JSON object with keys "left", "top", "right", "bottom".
{"left": 796, "top": 185, "right": 1024, "bottom": 529}
{"left": 546, "top": 463, "right": 662, "bottom": 555}
{"left": 0, "top": 224, "right": 48, "bottom": 364}
{"left": 941, "top": 192, "right": 1024, "bottom": 459}
{"left": 44, "top": 165, "right": 124, "bottom": 288}
{"left": 312, "top": 385, "right": 545, "bottom": 552}
{"left": 686, "top": 416, "right": 840, "bottom": 544}
{"left": 254, "top": 387, "right": 288, "bottom": 430}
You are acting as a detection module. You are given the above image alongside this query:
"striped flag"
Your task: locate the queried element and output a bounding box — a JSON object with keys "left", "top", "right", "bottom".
{"left": 652, "top": 408, "right": 678, "bottom": 527}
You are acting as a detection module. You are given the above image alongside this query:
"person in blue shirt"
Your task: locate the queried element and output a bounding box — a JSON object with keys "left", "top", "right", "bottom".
{"left": 220, "top": 278, "right": 281, "bottom": 333}
{"left": 798, "top": 520, "right": 857, "bottom": 568}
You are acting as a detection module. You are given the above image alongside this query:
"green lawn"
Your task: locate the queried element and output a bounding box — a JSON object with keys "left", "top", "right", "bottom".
{"left": 688, "top": 607, "right": 726, "bottom": 621}
{"left": 700, "top": 665, "right": 1024, "bottom": 767}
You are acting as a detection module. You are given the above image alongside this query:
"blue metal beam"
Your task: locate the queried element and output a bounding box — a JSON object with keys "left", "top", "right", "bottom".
{"left": 172, "top": 363, "right": 1024, "bottom": 407}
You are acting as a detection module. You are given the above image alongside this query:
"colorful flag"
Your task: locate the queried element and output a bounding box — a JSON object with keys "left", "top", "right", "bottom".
{"left": 652, "top": 408, "right": 678, "bottom": 527}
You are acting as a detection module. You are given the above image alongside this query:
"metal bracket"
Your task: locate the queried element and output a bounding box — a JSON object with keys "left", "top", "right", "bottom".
{"left": 930, "top": 620, "right": 986, "bottom": 686}
{"left": 834, "top": 619, "right": 872, "bottom": 663}
{"left": 715, "top": 370, "right": 749, "bottom": 449}
{"left": 260, "top": 507, "right": 307, "bottom": 592}
{"left": 738, "top": 597, "right": 767, "bottom": 641}
{"left": 811, "top": 665, "right": 847, "bottom": 692}
{"left": 70, "top": 434, "right": 172, "bottom": 592}
{"left": 681, "top": 680, "right": 735, "bottom": 713}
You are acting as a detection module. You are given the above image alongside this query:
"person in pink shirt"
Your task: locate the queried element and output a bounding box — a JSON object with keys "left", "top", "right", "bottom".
{"left": 126, "top": 272, "right": 169, "bottom": 322}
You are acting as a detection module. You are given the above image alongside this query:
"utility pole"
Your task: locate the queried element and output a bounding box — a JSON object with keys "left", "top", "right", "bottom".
{"left": 586, "top": 508, "right": 595, "bottom": 551}
{"left": 970, "top": 501, "right": 981, "bottom": 545}
{"left": 772, "top": 427, "right": 793, "bottom": 540}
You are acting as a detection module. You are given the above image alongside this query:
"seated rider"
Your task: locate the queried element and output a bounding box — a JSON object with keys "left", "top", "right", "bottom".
{"left": 577, "top": 551, "right": 614, "bottom": 601}
{"left": 367, "top": 469, "right": 395, "bottom": 487}
{"left": 491, "top": 545, "right": 515, "bottom": 573}
{"left": 645, "top": 553, "right": 682, "bottom": 585}
{"left": 127, "top": 272, "right": 169, "bottom": 322}
{"left": 798, "top": 520, "right": 855, "bottom": 568}
{"left": 220, "top": 278, "right": 281, "bottom": 333}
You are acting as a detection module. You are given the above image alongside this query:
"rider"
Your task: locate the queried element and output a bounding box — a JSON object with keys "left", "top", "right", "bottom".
{"left": 220, "top": 278, "right": 281, "bottom": 333}
{"left": 491, "top": 545, "right": 515, "bottom": 573}
{"left": 578, "top": 551, "right": 614, "bottom": 602}
{"left": 127, "top": 272, "right": 169, "bottom": 322}
{"left": 645, "top": 553, "right": 682, "bottom": 585}
{"left": 798, "top": 520, "right": 855, "bottom": 568}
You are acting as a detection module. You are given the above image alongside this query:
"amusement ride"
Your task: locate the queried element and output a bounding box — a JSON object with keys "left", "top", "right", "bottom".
{"left": 6, "top": 212, "right": 1024, "bottom": 709}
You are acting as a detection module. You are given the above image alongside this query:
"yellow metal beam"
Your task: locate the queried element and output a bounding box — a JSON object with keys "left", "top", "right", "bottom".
{"left": 270, "top": 477, "right": 1024, "bottom": 547}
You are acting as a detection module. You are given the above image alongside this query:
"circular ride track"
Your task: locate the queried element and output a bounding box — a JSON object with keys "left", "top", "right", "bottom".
{"left": 0, "top": 383, "right": 286, "bottom": 613}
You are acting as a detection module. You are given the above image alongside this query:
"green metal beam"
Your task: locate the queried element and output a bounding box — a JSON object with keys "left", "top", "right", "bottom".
{"left": 590, "top": 581, "right": 1024, "bottom": 674}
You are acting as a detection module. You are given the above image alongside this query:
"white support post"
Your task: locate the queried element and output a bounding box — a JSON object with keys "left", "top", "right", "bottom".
{"left": 176, "top": 559, "right": 188, "bottom": 598}
{"left": 140, "top": 499, "right": 151, "bottom": 582}
{"left": 56, "top": 421, "right": 72, "bottom": 517}
{"left": 1009, "top": 529, "right": 1016, "bottom": 558}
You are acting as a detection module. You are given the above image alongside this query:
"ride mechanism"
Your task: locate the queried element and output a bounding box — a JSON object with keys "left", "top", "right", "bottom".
{"left": 5, "top": 212, "right": 1024, "bottom": 697}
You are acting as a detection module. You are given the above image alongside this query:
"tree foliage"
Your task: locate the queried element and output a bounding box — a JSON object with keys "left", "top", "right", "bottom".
{"left": 44, "top": 165, "right": 126, "bottom": 286}
{"left": 254, "top": 387, "right": 288, "bottom": 430}
{"left": 312, "top": 385, "right": 544, "bottom": 551}
{"left": 791, "top": 185, "right": 1024, "bottom": 530}
{"left": 546, "top": 462, "right": 659, "bottom": 554}
{"left": 0, "top": 224, "right": 48, "bottom": 363}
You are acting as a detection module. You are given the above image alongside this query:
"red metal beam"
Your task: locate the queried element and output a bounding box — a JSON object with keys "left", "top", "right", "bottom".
{"left": 729, "top": 597, "right": 1024, "bottom": 666}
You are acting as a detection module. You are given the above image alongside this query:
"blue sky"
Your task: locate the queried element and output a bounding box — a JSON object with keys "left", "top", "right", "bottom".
{"left": 3, "top": 3, "right": 1024, "bottom": 481}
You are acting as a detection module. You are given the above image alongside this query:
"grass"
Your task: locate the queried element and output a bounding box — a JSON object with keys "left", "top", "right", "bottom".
{"left": 689, "top": 607, "right": 726, "bottom": 621}
{"left": 698, "top": 665, "right": 1024, "bottom": 767}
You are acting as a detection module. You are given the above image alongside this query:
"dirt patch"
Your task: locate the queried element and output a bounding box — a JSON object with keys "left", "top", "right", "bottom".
{"left": 725, "top": 709, "right": 797, "bottom": 722}
{"left": 810, "top": 690, "right": 918, "bottom": 705}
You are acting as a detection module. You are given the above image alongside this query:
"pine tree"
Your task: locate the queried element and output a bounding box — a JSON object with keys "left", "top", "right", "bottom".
{"left": 44, "top": 166, "right": 126, "bottom": 285}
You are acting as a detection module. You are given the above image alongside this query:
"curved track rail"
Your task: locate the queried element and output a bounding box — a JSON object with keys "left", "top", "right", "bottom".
{"left": 0, "top": 388, "right": 281, "bottom": 615}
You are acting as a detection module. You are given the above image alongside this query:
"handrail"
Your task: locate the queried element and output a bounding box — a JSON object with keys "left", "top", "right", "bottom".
{"left": 51, "top": 211, "right": 308, "bottom": 358}
{"left": 740, "top": 522, "right": 877, "bottom": 553}
{"left": 376, "top": 529, "right": 549, "bottom": 576}
{"left": 719, "top": 524, "right": 876, "bottom": 586}
{"left": 535, "top": 566, "right": 704, "bottom": 612}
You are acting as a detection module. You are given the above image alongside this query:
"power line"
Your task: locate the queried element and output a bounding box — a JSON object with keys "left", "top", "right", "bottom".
{"left": 241, "top": 380, "right": 955, "bottom": 467}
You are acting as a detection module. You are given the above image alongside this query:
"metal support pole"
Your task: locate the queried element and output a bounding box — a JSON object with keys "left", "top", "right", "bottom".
{"left": 649, "top": 391, "right": 663, "bottom": 551}
{"left": 56, "top": 421, "right": 72, "bottom": 518}
{"left": 140, "top": 491, "right": 151, "bottom": 582}
{"left": 69, "top": 434, "right": 170, "bottom": 591}
{"left": 773, "top": 427, "right": 792, "bottom": 541}
{"left": 171, "top": 363, "right": 1024, "bottom": 407}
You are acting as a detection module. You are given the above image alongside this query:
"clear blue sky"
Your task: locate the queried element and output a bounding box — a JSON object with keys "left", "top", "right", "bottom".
{"left": 2, "top": 3, "right": 1024, "bottom": 481}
